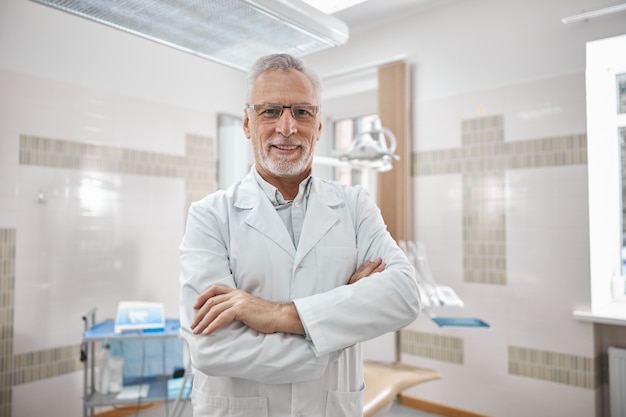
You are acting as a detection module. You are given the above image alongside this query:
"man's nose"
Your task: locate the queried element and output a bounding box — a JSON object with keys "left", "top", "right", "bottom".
{"left": 275, "top": 109, "right": 297, "bottom": 135}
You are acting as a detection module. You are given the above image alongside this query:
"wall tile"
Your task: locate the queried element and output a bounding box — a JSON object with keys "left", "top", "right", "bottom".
{"left": 508, "top": 346, "right": 598, "bottom": 389}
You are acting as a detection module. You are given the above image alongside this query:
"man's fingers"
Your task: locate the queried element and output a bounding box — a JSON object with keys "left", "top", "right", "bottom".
{"left": 363, "top": 258, "right": 383, "bottom": 274}
{"left": 355, "top": 259, "right": 379, "bottom": 276}
{"left": 191, "top": 294, "right": 234, "bottom": 334}
{"left": 191, "top": 295, "right": 217, "bottom": 330}
{"left": 193, "top": 285, "right": 233, "bottom": 309}
{"left": 348, "top": 258, "right": 384, "bottom": 284}
{"left": 200, "top": 303, "right": 236, "bottom": 335}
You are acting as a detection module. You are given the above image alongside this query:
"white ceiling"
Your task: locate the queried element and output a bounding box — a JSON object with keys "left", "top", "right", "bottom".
{"left": 332, "top": 0, "right": 456, "bottom": 31}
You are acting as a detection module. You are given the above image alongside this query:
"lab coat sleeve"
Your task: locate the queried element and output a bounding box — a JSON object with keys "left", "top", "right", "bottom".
{"left": 293, "top": 186, "right": 421, "bottom": 357}
{"left": 179, "top": 196, "right": 335, "bottom": 385}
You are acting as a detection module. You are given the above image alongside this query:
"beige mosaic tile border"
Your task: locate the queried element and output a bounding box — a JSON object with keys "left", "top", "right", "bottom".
{"left": 0, "top": 134, "right": 216, "bottom": 417}
{"left": 185, "top": 133, "right": 217, "bottom": 212}
{"left": 19, "top": 134, "right": 217, "bottom": 210}
{"left": 0, "top": 228, "right": 15, "bottom": 417}
{"left": 19, "top": 136, "right": 188, "bottom": 177}
{"left": 5, "top": 345, "right": 83, "bottom": 385}
{"left": 509, "top": 346, "right": 599, "bottom": 389}
{"left": 401, "top": 329, "right": 464, "bottom": 364}
{"left": 400, "top": 330, "right": 599, "bottom": 389}
{"left": 412, "top": 115, "right": 587, "bottom": 285}
{"left": 412, "top": 133, "right": 587, "bottom": 176}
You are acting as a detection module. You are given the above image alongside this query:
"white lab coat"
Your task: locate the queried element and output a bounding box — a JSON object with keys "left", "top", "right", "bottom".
{"left": 179, "top": 167, "right": 420, "bottom": 417}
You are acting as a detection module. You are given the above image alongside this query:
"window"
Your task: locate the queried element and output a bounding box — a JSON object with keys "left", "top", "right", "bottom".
{"left": 618, "top": 73, "right": 626, "bottom": 278}
{"left": 585, "top": 34, "right": 626, "bottom": 319}
{"left": 615, "top": 73, "right": 626, "bottom": 288}
{"left": 217, "top": 114, "right": 250, "bottom": 190}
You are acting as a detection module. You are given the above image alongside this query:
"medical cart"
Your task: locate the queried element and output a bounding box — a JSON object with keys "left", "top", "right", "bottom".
{"left": 81, "top": 309, "right": 191, "bottom": 417}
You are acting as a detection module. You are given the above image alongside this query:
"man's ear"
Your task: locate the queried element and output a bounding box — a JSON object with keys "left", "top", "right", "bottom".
{"left": 243, "top": 111, "right": 251, "bottom": 139}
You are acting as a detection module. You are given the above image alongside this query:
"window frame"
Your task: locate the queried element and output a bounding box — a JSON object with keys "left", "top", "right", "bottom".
{"left": 576, "top": 34, "right": 626, "bottom": 325}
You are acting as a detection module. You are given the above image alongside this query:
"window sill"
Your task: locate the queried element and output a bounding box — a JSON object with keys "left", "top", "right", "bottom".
{"left": 573, "top": 302, "right": 626, "bottom": 326}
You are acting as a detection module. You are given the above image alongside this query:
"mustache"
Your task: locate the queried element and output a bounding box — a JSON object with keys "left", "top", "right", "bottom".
{"left": 267, "top": 135, "right": 301, "bottom": 146}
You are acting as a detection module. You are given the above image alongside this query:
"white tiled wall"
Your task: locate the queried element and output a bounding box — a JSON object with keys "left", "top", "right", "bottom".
{"left": 0, "top": 68, "right": 217, "bottom": 417}
{"left": 402, "top": 72, "right": 596, "bottom": 417}
{"left": 13, "top": 168, "right": 185, "bottom": 353}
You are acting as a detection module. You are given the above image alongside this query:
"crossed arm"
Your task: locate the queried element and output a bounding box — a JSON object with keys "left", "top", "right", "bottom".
{"left": 190, "top": 257, "right": 386, "bottom": 336}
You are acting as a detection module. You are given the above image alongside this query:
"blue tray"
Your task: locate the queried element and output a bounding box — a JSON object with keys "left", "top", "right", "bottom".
{"left": 431, "top": 317, "right": 490, "bottom": 328}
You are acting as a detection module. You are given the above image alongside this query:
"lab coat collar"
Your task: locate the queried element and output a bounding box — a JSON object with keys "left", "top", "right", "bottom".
{"left": 234, "top": 169, "right": 295, "bottom": 255}
{"left": 233, "top": 167, "right": 343, "bottom": 209}
{"left": 233, "top": 167, "right": 264, "bottom": 210}
{"left": 233, "top": 167, "right": 344, "bottom": 262}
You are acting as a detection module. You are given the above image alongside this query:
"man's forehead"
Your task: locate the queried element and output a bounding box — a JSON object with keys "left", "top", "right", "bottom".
{"left": 252, "top": 69, "right": 317, "bottom": 102}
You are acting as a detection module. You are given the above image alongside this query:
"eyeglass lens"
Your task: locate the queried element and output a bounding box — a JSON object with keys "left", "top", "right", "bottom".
{"left": 249, "top": 104, "right": 318, "bottom": 122}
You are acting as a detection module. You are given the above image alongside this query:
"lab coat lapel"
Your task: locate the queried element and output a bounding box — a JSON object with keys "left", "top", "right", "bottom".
{"left": 295, "top": 180, "right": 342, "bottom": 266}
{"left": 235, "top": 171, "right": 296, "bottom": 257}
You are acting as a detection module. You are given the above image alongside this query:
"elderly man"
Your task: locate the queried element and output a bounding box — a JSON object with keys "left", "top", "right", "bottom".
{"left": 179, "top": 53, "right": 420, "bottom": 417}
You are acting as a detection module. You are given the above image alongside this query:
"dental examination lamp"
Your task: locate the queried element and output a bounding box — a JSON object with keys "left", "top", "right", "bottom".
{"left": 314, "top": 118, "right": 400, "bottom": 172}
{"left": 400, "top": 241, "right": 490, "bottom": 329}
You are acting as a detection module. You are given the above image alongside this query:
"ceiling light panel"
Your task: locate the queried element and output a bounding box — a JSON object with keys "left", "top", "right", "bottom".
{"left": 30, "top": 0, "right": 349, "bottom": 71}
{"left": 301, "top": 0, "right": 368, "bottom": 14}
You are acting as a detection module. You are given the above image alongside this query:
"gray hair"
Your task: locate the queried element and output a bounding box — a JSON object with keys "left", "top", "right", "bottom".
{"left": 246, "top": 54, "right": 322, "bottom": 104}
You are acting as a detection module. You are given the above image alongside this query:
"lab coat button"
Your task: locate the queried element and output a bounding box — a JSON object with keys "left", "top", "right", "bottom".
{"left": 293, "top": 201, "right": 300, "bottom": 208}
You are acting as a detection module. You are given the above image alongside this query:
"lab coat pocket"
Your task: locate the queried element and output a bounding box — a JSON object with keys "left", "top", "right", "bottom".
{"left": 318, "top": 246, "right": 357, "bottom": 287}
{"left": 192, "top": 390, "right": 268, "bottom": 417}
{"left": 324, "top": 384, "right": 365, "bottom": 417}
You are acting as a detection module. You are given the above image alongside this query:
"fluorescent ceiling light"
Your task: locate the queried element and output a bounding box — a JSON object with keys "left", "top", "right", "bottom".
{"left": 561, "top": 2, "right": 626, "bottom": 24}
{"left": 29, "top": 0, "right": 349, "bottom": 71}
{"left": 301, "top": 0, "right": 369, "bottom": 14}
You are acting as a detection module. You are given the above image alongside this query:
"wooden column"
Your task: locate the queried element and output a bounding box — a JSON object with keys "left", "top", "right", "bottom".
{"left": 377, "top": 61, "right": 411, "bottom": 242}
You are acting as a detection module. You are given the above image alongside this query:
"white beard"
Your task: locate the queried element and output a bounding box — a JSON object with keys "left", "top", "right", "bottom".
{"left": 256, "top": 139, "right": 313, "bottom": 177}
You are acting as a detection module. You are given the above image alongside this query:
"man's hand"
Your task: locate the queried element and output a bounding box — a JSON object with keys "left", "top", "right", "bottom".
{"left": 348, "top": 258, "right": 385, "bottom": 284}
{"left": 191, "top": 285, "right": 304, "bottom": 336}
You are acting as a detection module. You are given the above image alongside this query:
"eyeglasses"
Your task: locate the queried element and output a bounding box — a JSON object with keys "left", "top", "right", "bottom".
{"left": 245, "top": 104, "right": 320, "bottom": 123}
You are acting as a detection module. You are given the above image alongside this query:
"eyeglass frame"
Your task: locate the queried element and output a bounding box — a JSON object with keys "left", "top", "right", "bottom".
{"left": 245, "top": 103, "right": 321, "bottom": 122}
